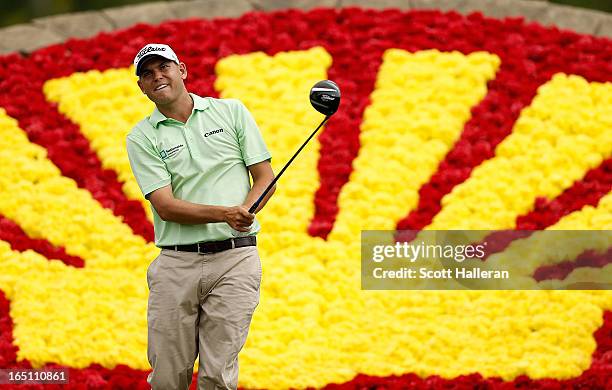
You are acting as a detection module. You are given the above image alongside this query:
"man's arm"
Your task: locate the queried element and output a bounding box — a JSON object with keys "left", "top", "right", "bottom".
{"left": 242, "top": 160, "right": 276, "bottom": 214}
{"left": 232, "top": 99, "right": 275, "bottom": 214}
{"left": 127, "top": 133, "right": 253, "bottom": 232}
{"left": 148, "top": 185, "right": 254, "bottom": 232}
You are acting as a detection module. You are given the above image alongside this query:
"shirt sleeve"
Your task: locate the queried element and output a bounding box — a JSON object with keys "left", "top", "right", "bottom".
{"left": 126, "top": 133, "right": 171, "bottom": 198}
{"left": 233, "top": 100, "right": 272, "bottom": 166}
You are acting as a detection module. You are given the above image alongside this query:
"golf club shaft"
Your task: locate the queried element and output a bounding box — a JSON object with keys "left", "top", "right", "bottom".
{"left": 248, "top": 115, "right": 330, "bottom": 214}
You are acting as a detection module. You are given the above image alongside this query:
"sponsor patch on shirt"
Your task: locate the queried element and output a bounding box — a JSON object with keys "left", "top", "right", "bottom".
{"left": 159, "top": 144, "right": 184, "bottom": 160}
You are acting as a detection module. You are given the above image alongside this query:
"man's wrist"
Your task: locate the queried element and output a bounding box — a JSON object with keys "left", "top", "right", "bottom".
{"left": 196, "top": 204, "right": 228, "bottom": 224}
{"left": 215, "top": 205, "right": 229, "bottom": 223}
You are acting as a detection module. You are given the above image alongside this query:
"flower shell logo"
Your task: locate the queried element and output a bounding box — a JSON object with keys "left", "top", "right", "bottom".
{"left": 0, "top": 7, "right": 611, "bottom": 389}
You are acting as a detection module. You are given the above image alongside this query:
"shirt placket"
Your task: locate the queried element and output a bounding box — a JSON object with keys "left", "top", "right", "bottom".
{"left": 180, "top": 123, "right": 198, "bottom": 158}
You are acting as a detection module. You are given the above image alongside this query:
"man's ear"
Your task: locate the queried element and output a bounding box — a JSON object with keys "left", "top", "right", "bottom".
{"left": 179, "top": 62, "right": 187, "bottom": 80}
{"left": 137, "top": 79, "right": 145, "bottom": 94}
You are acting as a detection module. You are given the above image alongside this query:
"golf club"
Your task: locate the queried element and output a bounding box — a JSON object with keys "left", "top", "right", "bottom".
{"left": 247, "top": 80, "right": 341, "bottom": 214}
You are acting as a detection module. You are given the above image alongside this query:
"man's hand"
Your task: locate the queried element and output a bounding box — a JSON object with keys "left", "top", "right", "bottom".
{"left": 224, "top": 206, "right": 255, "bottom": 232}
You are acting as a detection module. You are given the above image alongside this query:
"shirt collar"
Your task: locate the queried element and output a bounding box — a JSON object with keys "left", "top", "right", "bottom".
{"left": 148, "top": 93, "right": 210, "bottom": 128}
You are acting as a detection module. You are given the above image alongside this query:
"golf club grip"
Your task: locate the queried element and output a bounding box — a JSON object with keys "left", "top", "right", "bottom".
{"left": 248, "top": 116, "right": 330, "bottom": 214}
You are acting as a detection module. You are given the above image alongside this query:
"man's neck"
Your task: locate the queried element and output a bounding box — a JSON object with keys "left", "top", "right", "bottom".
{"left": 157, "top": 92, "right": 194, "bottom": 124}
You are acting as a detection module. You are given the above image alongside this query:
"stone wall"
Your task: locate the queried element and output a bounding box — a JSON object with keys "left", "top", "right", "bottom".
{"left": 0, "top": 0, "right": 610, "bottom": 54}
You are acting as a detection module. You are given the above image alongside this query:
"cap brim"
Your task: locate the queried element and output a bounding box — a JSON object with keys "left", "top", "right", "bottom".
{"left": 136, "top": 54, "right": 174, "bottom": 76}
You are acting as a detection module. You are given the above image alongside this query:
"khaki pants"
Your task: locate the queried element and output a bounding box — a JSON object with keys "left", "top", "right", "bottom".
{"left": 146, "top": 246, "right": 262, "bottom": 390}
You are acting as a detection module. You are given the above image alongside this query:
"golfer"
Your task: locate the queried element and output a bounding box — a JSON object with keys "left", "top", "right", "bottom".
{"left": 126, "top": 43, "right": 275, "bottom": 390}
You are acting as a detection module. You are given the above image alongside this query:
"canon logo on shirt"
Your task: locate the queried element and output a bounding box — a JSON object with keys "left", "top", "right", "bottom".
{"left": 204, "top": 128, "right": 224, "bottom": 137}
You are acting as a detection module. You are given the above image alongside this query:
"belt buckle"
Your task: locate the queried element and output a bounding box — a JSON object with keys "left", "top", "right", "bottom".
{"left": 231, "top": 238, "right": 235, "bottom": 249}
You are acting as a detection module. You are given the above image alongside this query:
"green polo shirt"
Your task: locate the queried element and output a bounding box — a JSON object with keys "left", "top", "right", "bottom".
{"left": 126, "top": 93, "right": 271, "bottom": 246}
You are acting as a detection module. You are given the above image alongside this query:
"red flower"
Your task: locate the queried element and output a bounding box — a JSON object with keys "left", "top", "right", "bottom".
{"left": 0, "top": 6, "right": 611, "bottom": 388}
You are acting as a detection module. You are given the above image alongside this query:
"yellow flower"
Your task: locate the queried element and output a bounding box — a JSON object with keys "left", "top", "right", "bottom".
{"left": 429, "top": 74, "right": 612, "bottom": 230}
{"left": 2, "top": 45, "right": 611, "bottom": 389}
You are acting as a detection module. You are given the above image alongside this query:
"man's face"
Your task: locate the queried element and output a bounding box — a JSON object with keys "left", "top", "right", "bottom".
{"left": 137, "top": 56, "right": 187, "bottom": 105}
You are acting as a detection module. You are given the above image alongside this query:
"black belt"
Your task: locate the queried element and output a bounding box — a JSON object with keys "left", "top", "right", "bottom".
{"left": 161, "top": 236, "right": 256, "bottom": 254}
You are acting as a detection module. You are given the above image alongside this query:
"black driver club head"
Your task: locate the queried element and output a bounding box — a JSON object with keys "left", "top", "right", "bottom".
{"left": 310, "top": 80, "right": 341, "bottom": 116}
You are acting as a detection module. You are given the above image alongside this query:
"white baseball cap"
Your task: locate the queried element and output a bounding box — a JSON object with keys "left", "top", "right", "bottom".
{"left": 133, "top": 43, "right": 180, "bottom": 76}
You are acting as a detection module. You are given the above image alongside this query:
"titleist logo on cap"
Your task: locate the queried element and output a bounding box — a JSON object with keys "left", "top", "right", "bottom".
{"left": 137, "top": 46, "right": 166, "bottom": 61}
